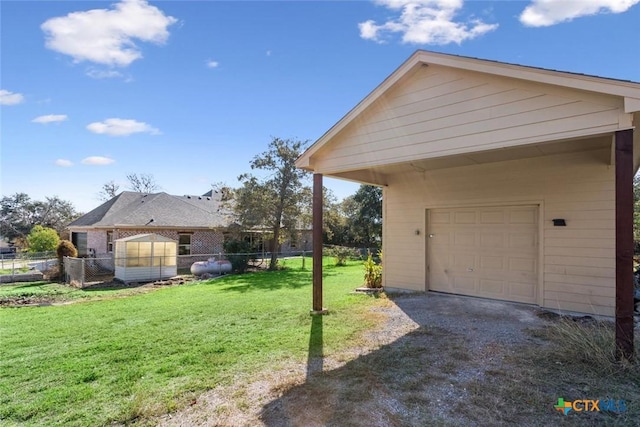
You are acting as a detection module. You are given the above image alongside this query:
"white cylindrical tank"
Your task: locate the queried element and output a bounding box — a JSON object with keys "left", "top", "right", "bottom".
{"left": 190, "top": 258, "right": 232, "bottom": 275}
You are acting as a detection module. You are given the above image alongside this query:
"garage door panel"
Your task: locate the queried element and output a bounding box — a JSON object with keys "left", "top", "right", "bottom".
{"left": 454, "top": 211, "right": 476, "bottom": 224}
{"left": 480, "top": 210, "right": 505, "bottom": 224}
{"left": 428, "top": 206, "right": 538, "bottom": 304}
{"left": 510, "top": 281, "right": 537, "bottom": 300}
{"left": 453, "top": 276, "right": 475, "bottom": 291}
{"left": 509, "top": 233, "right": 537, "bottom": 249}
{"left": 480, "top": 232, "right": 506, "bottom": 248}
{"left": 479, "top": 279, "right": 505, "bottom": 295}
{"left": 431, "top": 211, "right": 452, "bottom": 224}
{"left": 454, "top": 232, "right": 477, "bottom": 246}
{"left": 480, "top": 256, "right": 504, "bottom": 269}
{"left": 510, "top": 209, "right": 537, "bottom": 224}
{"left": 509, "top": 257, "right": 536, "bottom": 273}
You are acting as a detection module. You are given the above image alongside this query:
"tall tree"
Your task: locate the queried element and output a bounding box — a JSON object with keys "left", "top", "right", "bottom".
{"left": 234, "top": 137, "right": 310, "bottom": 270}
{"left": 0, "top": 193, "right": 80, "bottom": 243}
{"left": 343, "top": 185, "right": 382, "bottom": 248}
{"left": 126, "top": 173, "right": 161, "bottom": 193}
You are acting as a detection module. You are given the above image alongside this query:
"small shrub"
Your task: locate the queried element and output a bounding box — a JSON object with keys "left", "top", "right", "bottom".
{"left": 223, "top": 238, "right": 255, "bottom": 273}
{"left": 56, "top": 240, "right": 78, "bottom": 259}
{"left": 56, "top": 240, "right": 78, "bottom": 282}
{"left": 363, "top": 251, "right": 382, "bottom": 288}
{"left": 325, "top": 246, "right": 358, "bottom": 266}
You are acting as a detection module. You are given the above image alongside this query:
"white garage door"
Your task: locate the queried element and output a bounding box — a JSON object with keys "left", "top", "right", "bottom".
{"left": 427, "top": 206, "right": 538, "bottom": 304}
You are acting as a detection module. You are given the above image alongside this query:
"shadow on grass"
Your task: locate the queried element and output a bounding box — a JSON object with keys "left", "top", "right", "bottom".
{"left": 214, "top": 266, "right": 341, "bottom": 293}
{"left": 307, "top": 314, "right": 324, "bottom": 380}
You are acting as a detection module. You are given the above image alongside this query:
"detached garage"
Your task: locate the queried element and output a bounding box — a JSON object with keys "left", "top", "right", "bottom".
{"left": 297, "top": 51, "right": 640, "bottom": 325}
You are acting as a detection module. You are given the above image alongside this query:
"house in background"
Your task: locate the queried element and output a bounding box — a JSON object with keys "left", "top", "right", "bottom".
{"left": 67, "top": 191, "right": 235, "bottom": 263}
{"left": 67, "top": 190, "right": 312, "bottom": 263}
{"left": 297, "top": 50, "right": 640, "bottom": 318}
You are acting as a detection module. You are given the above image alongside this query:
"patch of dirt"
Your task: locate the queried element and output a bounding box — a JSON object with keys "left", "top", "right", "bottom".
{"left": 0, "top": 275, "right": 203, "bottom": 307}
{"left": 154, "top": 293, "right": 561, "bottom": 427}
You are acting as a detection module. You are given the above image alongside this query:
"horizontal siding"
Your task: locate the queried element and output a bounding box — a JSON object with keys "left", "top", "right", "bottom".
{"left": 314, "top": 68, "right": 625, "bottom": 173}
{"left": 115, "top": 266, "right": 177, "bottom": 282}
{"left": 383, "top": 149, "right": 615, "bottom": 316}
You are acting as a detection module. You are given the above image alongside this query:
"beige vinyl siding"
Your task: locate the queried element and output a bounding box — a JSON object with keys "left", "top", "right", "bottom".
{"left": 383, "top": 148, "right": 615, "bottom": 316}
{"left": 312, "top": 67, "right": 626, "bottom": 173}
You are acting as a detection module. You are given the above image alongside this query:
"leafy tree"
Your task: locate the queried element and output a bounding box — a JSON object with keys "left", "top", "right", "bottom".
{"left": 97, "top": 180, "right": 120, "bottom": 201}
{"left": 343, "top": 185, "right": 382, "bottom": 248}
{"left": 26, "top": 225, "right": 60, "bottom": 252}
{"left": 126, "top": 173, "right": 161, "bottom": 193}
{"left": 321, "top": 188, "right": 352, "bottom": 246}
{"left": 233, "top": 137, "right": 310, "bottom": 270}
{"left": 223, "top": 238, "right": 254, "bottom": 273}
{"left": 0, "top": 193, "right": 80, "bottom": 243}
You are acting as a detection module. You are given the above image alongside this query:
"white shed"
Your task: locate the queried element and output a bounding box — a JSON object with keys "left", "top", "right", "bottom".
{"left": 114, "top": 233, "right": 177, "bottom": 282}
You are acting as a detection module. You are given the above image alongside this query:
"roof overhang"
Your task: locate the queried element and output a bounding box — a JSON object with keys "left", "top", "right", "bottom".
{"left": 296, "top": 50, "right": 640, "bottom": 174}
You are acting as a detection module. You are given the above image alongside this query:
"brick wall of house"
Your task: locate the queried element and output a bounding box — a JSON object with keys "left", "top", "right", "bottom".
{"left": 84, "top": 229, "right": 225, "bottom": 256}
{"left": 87, "top": 231, "right": 108, "bottom": 255}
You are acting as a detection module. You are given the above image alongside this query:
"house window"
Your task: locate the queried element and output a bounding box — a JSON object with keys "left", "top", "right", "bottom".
{"left": 106, "top": 231, "right": 113, "bottom": 253}
{"left": 71, "top": 232, "right": 87, "bottom": 256}
{"left": 178, "top": 233, "right": 191, "bottom": 255}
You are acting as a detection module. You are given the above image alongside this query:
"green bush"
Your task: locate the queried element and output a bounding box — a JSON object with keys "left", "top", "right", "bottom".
{"left": 223, "top": 238, "right": 255, "bottom": 273}
{"left": 26, "top": 225, "right": 60, "bottom": 253}
{"left": 325, "top": 245, "right": 359, "bottom": 266}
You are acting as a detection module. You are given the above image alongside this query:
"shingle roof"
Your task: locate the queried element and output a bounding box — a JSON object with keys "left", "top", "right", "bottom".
{"left": 68, "top": 191, "right": 235, "bottom": 229}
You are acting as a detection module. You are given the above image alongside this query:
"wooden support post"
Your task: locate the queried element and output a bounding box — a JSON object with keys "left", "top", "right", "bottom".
{"left": 312, "top": 173, "right": 327, "bottom": 314}
{"left": 615, "top": 129, "right": 635, "bottom": 361}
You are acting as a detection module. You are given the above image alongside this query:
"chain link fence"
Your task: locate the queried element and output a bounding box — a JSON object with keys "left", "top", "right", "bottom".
{"left": 59, "top": 247, "right": 379, "bottom": 287}
{"left": 0, "top": 252, "right": 58, "bottom": 283}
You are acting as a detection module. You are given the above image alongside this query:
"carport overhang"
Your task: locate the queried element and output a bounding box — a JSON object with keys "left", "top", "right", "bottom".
{"left": 298, "top": 51, "right": 640, "bottom": 359}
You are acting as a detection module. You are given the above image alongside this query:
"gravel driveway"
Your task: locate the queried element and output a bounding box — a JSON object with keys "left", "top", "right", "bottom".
{"left": 158, "top": 292, "right": 556, "bottom": 427}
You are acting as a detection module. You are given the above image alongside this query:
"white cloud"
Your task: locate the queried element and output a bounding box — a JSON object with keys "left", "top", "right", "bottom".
{"left": 358, "top": 0, "right": 498, "bottom": 45}
{"left": 86, "top": 118, "right": 160, "bottom": 136}
{"left": 41, "top": 0, "right": 177, "bottom": 67}
{"left": 86, "top": 68, "right": 125, "bottom": 79}
{"left": 0, "top": 89, "right": 25, "bottom": 105}
{"left": 32, "top": 114, "right": 68, "bottom": 124}
{"left": 206, "top": 60, "right": 219, "bottom": 69}
{"left": 81, "top": 156, "right": 115, "bottom": 165}
{"left": 55, "top": 159, "right": 74, "bottom": 167}
{"left": 520, "top": 0, "right": 640, "bottom": 27}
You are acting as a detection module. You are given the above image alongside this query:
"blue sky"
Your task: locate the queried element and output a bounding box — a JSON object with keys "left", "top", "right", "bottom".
{"left": 1, "top": 0, "right": 639, "bottom": 213}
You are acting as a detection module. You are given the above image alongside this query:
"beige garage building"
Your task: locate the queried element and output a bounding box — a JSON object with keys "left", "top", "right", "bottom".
{"left": 297, "top": 50, "right": 640, "bottom": 320}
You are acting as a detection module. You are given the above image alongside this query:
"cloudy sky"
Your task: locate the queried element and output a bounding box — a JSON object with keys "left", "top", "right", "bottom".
{"left": 1, "top": 0, "right": 639, "bottom": 212}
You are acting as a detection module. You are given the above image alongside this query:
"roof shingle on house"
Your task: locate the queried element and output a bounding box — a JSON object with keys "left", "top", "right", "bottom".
{"left": 68, "top": 191, "right": 235, "bottom": 229}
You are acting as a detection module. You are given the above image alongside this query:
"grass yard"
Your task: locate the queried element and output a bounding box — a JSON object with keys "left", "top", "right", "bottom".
{"left": 0, "top": 258, "right": 383, "bottom": 426}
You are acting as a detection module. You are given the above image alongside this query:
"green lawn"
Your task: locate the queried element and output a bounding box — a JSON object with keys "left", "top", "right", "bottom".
{"left": 0, "top": 258, "right": 381, "bottom": 426}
